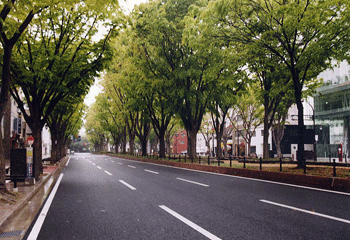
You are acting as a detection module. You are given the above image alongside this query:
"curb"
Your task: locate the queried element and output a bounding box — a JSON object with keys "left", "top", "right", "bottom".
{"left": 0, "top": 156, "right": 68, "bottom": 231}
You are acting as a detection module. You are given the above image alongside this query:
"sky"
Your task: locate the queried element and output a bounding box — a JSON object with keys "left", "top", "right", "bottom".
{"left": 83, "top": 0, "right": 148, "bottom": 108}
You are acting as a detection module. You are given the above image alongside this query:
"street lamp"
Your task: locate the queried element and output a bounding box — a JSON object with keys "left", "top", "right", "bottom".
{"left": 304, "top": 100, "right": 317, "bottom": 161}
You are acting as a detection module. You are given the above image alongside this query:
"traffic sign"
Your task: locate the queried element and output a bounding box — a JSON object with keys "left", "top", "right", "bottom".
{"left": 27, "top": 136, "right": 34, "bottom": 146}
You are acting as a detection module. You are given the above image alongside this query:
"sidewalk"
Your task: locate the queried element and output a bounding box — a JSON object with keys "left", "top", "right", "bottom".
{"left": 0, "top": 157, "right": 68, "bottom": 238}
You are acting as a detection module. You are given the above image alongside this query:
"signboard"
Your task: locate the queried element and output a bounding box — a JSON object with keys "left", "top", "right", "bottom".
{"left": 26, "top": 147, "right": 33, "bottom": 178}
{"left": 27, "top": 136, "right": 34, "bottom": 146}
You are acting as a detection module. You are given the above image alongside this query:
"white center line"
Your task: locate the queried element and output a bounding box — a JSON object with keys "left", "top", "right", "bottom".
{"left": 104, "top": 171, "right": 112, "bottom": 176}
{"left": 159, "top": 205, "right": 221, "bottom": 240}
{"left": 144, "top": 169, "right": 159, "bottom": 174}
{"left": 176, "top": 178, "right": 209, "bottom": 187}
{"left": 260, "top": 200, "right": 350, "bottom": 224}
{"left": 97, "top": 166, "right": 102, "bottom": 170}
{"left": 128, "top": 165, "right": 136, "bottom": 168}
{"left": 119, "top": 180, "right": 136, "bottom": 190}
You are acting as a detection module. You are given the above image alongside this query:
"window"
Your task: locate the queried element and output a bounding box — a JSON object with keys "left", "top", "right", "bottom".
{"left": 250, "top": 146, "right": 256, "bottom": 153}
{"left": 261, "top": 130, "right": 264, "bottom": 136}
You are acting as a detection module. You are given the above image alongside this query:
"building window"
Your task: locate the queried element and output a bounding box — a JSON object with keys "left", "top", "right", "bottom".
{"left": 250, "top": 146, "right": 256, "bottom": 154}
{"left": 261, "top": 130, "right": 264, "bottom": 136}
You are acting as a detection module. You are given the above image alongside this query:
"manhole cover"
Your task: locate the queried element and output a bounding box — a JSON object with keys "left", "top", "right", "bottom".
{"left": 0, "top": 230, "right": 23, "bottom": 238}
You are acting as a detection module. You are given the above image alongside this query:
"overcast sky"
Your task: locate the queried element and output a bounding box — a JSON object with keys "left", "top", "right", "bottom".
{"left": 84, "top": 0, "right": 148, "bottom": 108}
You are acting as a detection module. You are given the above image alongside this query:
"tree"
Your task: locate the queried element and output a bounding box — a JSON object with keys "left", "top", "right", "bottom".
{"left": 10, "top": 2, "right": 117, "bottom": 178}
{"left": 205, "top": 0, "right": 350, "bottom": 166}
{"left": 229, "top": 84, "right": 264, "bottom": 156}
{"left": 133, "top": 0, "right": 243, "bottom": 160}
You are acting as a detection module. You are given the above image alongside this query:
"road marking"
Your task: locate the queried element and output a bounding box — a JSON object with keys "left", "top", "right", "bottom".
{"left": 128, "top": 165, "right": 136, "bottom": 168}
{"left": 260, "top": 199, "right": 350, "bottom": 224}
{"left": 66, "top": 157, "right": 70, "bottom": 166}
{"left": 92, "top": 163, "right": 96, "bottom": 166}
{"left": 97, "top": 166, "right": 102, "bottom": 170}
{"left": 104, "top": 171, "right": 112, "bottom": 176}
{"left": 176, "top": 178, "right": 209, "bottom": 187}
{"left": 119, "top": 180, "right": 136, "bottom": 190}
{"left": 27, "top": 174, "right": 64, "bottom": 240}
{"left": 144, "top": 169, "right": 159, "bottom": 174}
{"left": 117, "top": 162, "right": 123, "bottom": 165}
{"left": 113, "top": 157, "right": 350, "bottom": 196}
{"left": 159, "top": 205, "right": 221, "bottom": 240}
{"left": 111, "top": 160, "right": 114, "bottom": 163}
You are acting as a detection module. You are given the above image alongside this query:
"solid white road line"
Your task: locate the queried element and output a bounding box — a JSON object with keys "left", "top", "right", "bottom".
{"left": 128, "top": 165, "right": 136, "bottom": 168}
{"left": 104, "top": 171, "right": 112, "bottom": 176}
{"left": 176, "top": 178, "right": 209, "bottom": 187}
{"left": 260, "top": 199, "right": 350, "bottom": 224}
{"left": 97, "top": 166, "right": 102, "bottom": 170}
{"left": 119, "top": 180, "right": 136, "bottom": 190}
{"left": 27, "top": 174, "right": 64, "bottom": 240}
{"left": 159, "top": 205, "right": 221, "bottom": 240}
{"left": 144, "top": 169, "right": 159, "bottom": 174}
{"left": 65, "top": 157, "right": 70, "bottom": 166}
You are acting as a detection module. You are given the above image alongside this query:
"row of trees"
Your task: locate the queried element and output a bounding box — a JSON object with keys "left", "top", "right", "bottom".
{"left": 0, "top": 0, "right": 120, "bottom": 193}
{"left": 85, "top": 0, "right": 350, "bottom": 169}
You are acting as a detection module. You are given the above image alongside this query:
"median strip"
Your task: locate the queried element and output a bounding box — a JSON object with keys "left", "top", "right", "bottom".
{"left": 176, "top": 178, "right": 209, "bottom": 187}
{"left": 159, "top": 205, "right": 221, "bottom": 240}
{"left": 260, "top": 199, "right": 350, "bottom": 224}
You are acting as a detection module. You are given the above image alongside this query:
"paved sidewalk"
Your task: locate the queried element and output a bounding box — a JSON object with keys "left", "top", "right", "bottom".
{"left": 0, "top": 157, "right": 68, "bottom": 238}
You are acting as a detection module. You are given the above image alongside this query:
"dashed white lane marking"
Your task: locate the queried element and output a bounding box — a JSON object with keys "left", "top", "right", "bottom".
{"left": 111, "top": 160, "right": 114, "bottom": 163}
{"left": 176, "top": 178, "right": 209, "bottom": 187}
{"left": 144, "top": 169, "right": 159, "bottom": 174}
{"left": 260, "top": 200, "right": 350, "bottom": 224}
{"left": 117, "top": 162, "right": 123, "bottom": 165}
{"left": 119, "top": 180, "right": 136, "bottom": 190}
{"left": 92, "top": 163, "right": 96, "bottom": 166}
{"left": 97, "top": 166, "right": 102, "bottom": 170}
{"left": 104, "top": 171, "right": 112, "bottom": 176}
{"left": 128, "top": 165, "right": 136, "bottom": 168}
{"left": 159, "top": 205, "right": 221, "bottom": 240}
{"left": 27, "top": 174, "right": 64, "bottom": 240}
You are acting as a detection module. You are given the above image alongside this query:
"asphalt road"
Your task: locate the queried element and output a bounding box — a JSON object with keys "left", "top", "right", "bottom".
{"left": 25, "top": 153, "right": 350, "bottom": 239}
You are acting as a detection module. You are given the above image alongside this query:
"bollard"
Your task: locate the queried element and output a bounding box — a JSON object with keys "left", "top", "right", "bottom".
{"left": 279, "top": 158, "right": 282, "bottom": 172}
{"left": 243, "top": 156, "right": 246, "bottom": 169}
{"left": 333, "top": 159, "right": 336, "bottom": 177}
{"left": 303, "top": 158, "right": 306, "bottom": 174}
{"left": 229, "top": 155, "right": 232, "bottom": 167}
{"left": 199, "top": 156, "right": 201, "bottom": 165}
{"left": 208, "top": 155, "right": 210, "bottom": 165}
{"left": 218, "top": 157, "right": 220, "bottom": 167}
{"left": 259, "top": 157, "right": 262, "bottom": 171}
{"left": 179, "top": 154, "right": 181, "bottom": 162}
{"left": 185, "top": 154, "right": 187, "bottom": 163}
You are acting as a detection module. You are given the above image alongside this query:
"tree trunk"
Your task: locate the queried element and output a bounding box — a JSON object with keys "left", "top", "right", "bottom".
{"left": 0, "top": 125, "right": 6, "bottom": 192}
{"left": 187, "top": 129, "right": 197, "bottom": 160}
{"left": 263, "top": 110, "right": 270, "bottom": 159}
{"left": 216, "top": 131, "right": 223, "bottom": 159}
{"left": 158, "top": 133, "right": 166, "bottom": 158}
{"left": 4, "top": 99, "right": 11, "bottom": 161}
{"left": 32, "top": 128, "right": 43, "bottom": 180}
{"left": 296, "top": 98, "right": 305, "bottom": 168}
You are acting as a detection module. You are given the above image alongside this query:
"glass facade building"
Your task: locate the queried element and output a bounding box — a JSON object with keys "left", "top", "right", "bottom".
{"left": 314, "top": 61, "right": 350, "bottom": 162}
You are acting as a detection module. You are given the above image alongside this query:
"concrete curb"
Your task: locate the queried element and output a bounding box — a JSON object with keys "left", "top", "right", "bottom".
{"left": 0, "top": 156, "right": 68, "bottom": 231}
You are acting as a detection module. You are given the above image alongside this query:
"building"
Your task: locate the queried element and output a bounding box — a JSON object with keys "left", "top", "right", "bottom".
{"left": 314, "top": 61, "right": 350, "bottom": 162}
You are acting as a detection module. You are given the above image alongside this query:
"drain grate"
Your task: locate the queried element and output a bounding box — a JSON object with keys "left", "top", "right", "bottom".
{"left": 0, "top": 230, "right": 23, "bottom": 238}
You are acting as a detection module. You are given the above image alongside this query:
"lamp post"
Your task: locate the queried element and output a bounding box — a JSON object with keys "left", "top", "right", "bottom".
{"left": 304, "top": 100, "right": 317, "bottom": 161}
